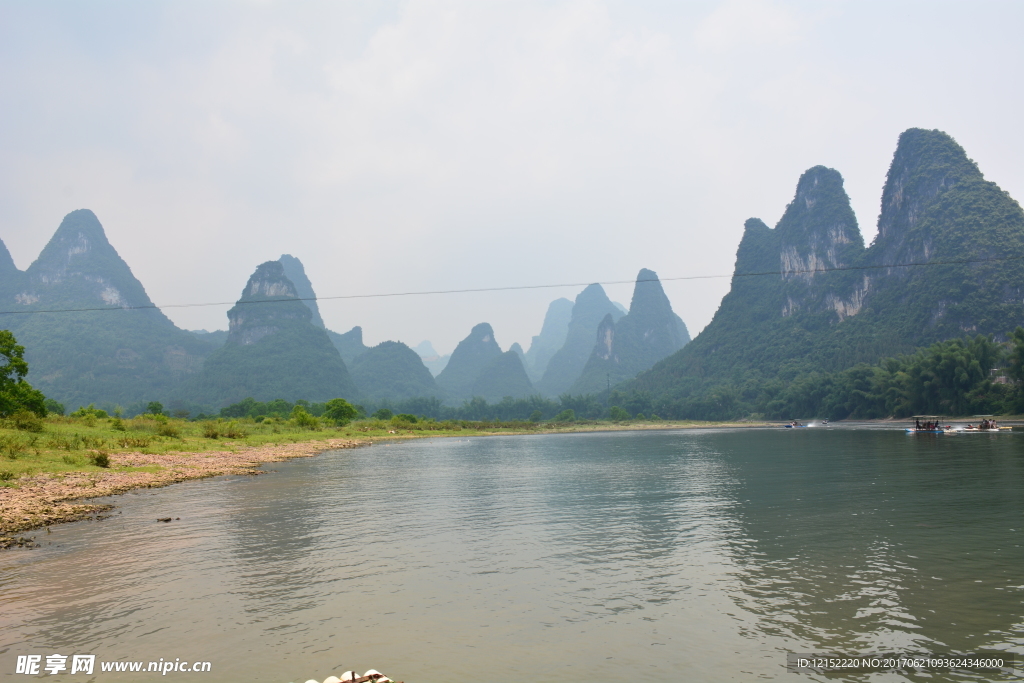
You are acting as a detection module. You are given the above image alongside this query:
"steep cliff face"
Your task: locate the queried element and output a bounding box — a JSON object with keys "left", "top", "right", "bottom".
{"left": 859, "top": 128, "right": 1024, "bottom": 341}
{"left": 570, "top": 269, "right": 689, "bottom": 393}
{"left": 435, "top": 323, "right": 503, "bottom": 400}
{"left": 8, "top": 210, "right": 213, "bottom": 409}
{"left": 278, "top": 254, "right": 325, "bottom": 328}
{"left": 226, "top": 261, "right": 313, "bottom": 346}
{"left": 523, "top": 298, "right": 573, "bottom": 381}
{"left": 471, "top": 350, "right": 535, "bottom": 402}
{"left": 536, "top": 284, "right": 625, "bottom": 396}
{"left": 628, "top": 127, "right": 1024, "bottom": 405}
{"left": 349, "top": 340, "right": 439, "bottom": 402}
{"left": 774, "top": 166, "right": 866, "bottom": 321}
{"left": 179, "top": 261, "right": 357, "bottom": 406}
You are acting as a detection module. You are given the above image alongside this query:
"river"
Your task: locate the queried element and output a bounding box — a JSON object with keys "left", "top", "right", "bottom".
{"left": 1, "top": 427, "right": 1022, "bottom": 681}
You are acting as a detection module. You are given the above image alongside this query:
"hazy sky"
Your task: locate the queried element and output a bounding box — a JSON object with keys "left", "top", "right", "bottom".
{"left": 3, "top": 1, "right": 1023, "bottom": 354}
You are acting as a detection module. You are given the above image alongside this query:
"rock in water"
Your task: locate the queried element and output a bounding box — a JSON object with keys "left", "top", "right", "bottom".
{"left": 177, "top": 261, "right": 358, "bottom": 406}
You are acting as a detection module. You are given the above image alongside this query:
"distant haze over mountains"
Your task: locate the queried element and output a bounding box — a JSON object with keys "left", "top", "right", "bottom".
{"left": 5, "top": 127, "right": 1019, "bottom": 419}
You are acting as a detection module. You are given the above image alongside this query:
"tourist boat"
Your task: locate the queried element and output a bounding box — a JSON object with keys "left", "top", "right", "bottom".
{"left": 905, "top": 415, "right": 945, "bottom": 433}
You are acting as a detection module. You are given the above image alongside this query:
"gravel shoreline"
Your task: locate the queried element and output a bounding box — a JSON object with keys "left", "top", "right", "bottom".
{"left": 0, "top": 438, "right": 367, "bottom": 539}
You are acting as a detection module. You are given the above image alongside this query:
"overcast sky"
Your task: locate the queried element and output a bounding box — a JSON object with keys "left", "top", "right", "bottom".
{"left": 3, "top": 1, "right": 1023, "bottom": 354}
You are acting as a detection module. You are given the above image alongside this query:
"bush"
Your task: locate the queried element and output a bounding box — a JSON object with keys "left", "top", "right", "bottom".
{"left": 393, "top": 413, "right": 418, "bottom": 424}
{"left": 110, "top": 417, "right": 127, "bottom": 432}
{"left": 91, "top": 452, "right": 110, "bottom": 468}
{"left": 552, "top": 409, "right": 576, "bottom": 423}
{"left": 529, "top": 410, "right": 542, "bottom": 423}
{"left": 11, "top": 410, "right": 44, "bottom": 432}
{"left": 71, "top": 404, "right": 108, "bottom": 419}
{"left": 222, "top": 422, "right": 248, "bottom": 439}
{"left": 373, "top": 408, "right": 394, "bottom": 420}
{"left": 0, "top": 471, "right": 14, "bottom": 481}
{"left": 156, "top": 422, "right": 181, "bottom": 438}
{"left": 44, "top": 398, "right": 65, "bottom": 416}
{"left": 0, "top": 435, "right": 25, "bottom": 459}
{"left": 607, "top": 406, "right": 631, "bottom": 421}
{"left": 291, "top": 406, "right": 320, "bottom": 430}
{"left": 146, "top": 401, "right": 165, "bottom": 416}
{"left": 202, "top": 422, "right": 220, "bottom": 439}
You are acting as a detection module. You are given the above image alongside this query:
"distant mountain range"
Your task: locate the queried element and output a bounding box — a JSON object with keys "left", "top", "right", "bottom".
{"left": 11, "top": 127, "right": 1008, "bottom": 419}
{"left": 0, "top": 210, "right": 687, "bottom": 412}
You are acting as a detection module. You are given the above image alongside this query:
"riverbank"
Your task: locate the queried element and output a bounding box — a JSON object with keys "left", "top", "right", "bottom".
{"left": 0, "top": 415, "right": 770, "bottom": 538}
{"left": 0, "top": 438, "right": 365, "bottom": 538}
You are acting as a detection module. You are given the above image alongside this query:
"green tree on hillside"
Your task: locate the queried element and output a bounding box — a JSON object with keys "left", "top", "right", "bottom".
{"left": 0, "top": 330, "right": 46, "bottom": 417}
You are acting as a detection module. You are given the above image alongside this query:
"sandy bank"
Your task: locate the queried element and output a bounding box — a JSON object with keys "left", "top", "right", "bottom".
{"left": 0, "top": 438, "right": 366, "bottom": 538}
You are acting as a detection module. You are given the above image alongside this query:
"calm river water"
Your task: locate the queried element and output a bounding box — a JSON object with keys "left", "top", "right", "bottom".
{"left": 1, "top": 428, "right": 1023, "bottom": 682}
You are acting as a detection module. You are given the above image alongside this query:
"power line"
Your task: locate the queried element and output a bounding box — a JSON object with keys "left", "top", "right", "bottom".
{"left": 0, "top": 252, "right": 1021, "bottom": 317}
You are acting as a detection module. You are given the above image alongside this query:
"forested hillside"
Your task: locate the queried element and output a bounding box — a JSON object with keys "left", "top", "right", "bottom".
{"left": 624, "top": 128, "right": 1024, "bottom": 418}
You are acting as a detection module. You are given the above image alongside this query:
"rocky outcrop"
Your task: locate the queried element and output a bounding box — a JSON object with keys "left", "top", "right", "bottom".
{"left": 278, "top": 254, "right": 325, "bottom": 328}
{"left": 628, "top": 127, "right": 1024, "bottom": 403}
{"left": 535, "top": 285, "right": 624, "bottom": 396}
{"left": 570, "top": 269, "right": 689, "bottom": 393}
{"left": 226, "top": 261, "right": 313, "bottom": 346}
{"left": 178, "top": 261, "right": 357, "bottom": 406}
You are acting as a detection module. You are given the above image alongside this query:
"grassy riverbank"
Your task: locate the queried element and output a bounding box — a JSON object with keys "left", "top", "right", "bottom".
{"left": 0, "top": 413, "right": 762, "bottom": 537}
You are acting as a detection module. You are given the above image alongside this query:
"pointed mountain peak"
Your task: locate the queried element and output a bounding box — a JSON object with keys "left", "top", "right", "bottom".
{"left": 435, "top": 322, "right": 503, "bottom": 398}
{"left": 228, "top": 261, "right": 311, "bottom": 345}
{"left": 876, "top": 128, "right": 981, "bottom": 246}
{"left": 573, "top": 283, "right": 613, "bottom": 313}
{"left": 50, "top": 208, "right": 109, "bottom": 244}
{"left": 278, "top": 254, "right": 325, "bottom": 328}
{"left": 467, "top": 322, "right": 496, "bottom": 344}
{"left": 0, "top": 236, "right": 18, "bottom": 276}
{"left": 239, "top": 261, "right": 301, "bottom": 302}
{"left": 22, "top": 209, "right": 162, "bottom": 312}
{"left": 629, "top": 269, "right": 671, "bottom": 314}
{"left": 523, "top": 297, "right": 574, "bottom": 381}
{"left": 775, "top": 166, "right": 862, "bottom": 274}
